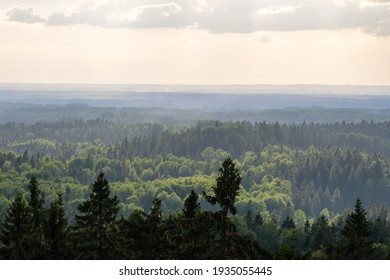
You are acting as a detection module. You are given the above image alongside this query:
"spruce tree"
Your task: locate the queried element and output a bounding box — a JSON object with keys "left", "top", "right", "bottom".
{"left": 74, "top": 172, "right": 119, "bottom": 259}
{"left": 340, "top": 198, "right": 373, "bottom": 259}
{"left": 44, "top": 192, "right": 69, "bottom": 259}
{"left": 183, "top": 190, "right": 201, "bottom": 219}
{"left": 144, "top": 198, "right": 166, "bottom": 259}
{"left": 28, "top": 176, "right": 44, "bottom": 228}
{"left": 0, "top": 193, "right": 33, "bottom": 259}
{"left": 27, "top": 176, "right": 45, "bottom": 258}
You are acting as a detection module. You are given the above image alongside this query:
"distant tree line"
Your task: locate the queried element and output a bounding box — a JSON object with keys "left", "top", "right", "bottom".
{"left": 2, "top": 119, "right": 390, "bottom": 160}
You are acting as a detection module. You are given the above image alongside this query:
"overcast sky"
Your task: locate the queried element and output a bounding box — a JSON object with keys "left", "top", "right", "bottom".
{"left": 1, "top": 0, "right": 389, "bottom": 85}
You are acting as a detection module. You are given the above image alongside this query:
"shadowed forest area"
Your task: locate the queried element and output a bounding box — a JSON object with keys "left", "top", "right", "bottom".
{"left": 1, "top": 103, "right": 390, "bottom": 259}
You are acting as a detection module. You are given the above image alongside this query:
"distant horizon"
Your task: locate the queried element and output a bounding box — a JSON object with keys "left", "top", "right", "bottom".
{"left": 1, "top": 83, "right": 390, "bottom": 110}
{"left": 1, "top": 83, "right": 390, "bottom": 97}
{"left": 0, "top": 82, "right": 390, "bottom": 94}
{"left": 2, "top": 82, "right": 390, "bottom": 86}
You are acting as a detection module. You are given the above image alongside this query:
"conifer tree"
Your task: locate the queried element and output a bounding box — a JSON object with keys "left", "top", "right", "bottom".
{"left": 0, "top": 193, "right": 33, "bottom": 259}
{"left": 281, "top": 216, "right": 296, "bottom": 230}
{"left": 340, "top": 198, "right": 373, "bottom": 259}
{"left": 183, "top": 190, "right": 201, "bottom": 219}
{"left": 245, "top": 209, "right": 254, "bottom": 230}
{"left": 74, "top": 172, "right": 119, "bottom": 259}
{"left": 44, "top": 192, "right": 68, "bottom": 259}
{"left": 144, "top": 198, "right": 166, "bottom": 259}
{"left": 203, "top": 157, "right": 241, "bottom": 217}
{"left": 27, "top": 176, "right": 45, "bottom": 258}
{"left": 28, "top": 176, "right": 44, "bottom": 228}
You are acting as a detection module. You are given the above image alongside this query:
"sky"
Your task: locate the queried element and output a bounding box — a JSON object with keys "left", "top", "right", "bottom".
{"left": 0, "top": 0, "right": 389, "bottom": 85}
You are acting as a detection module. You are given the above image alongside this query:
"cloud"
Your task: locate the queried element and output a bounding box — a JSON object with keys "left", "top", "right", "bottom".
{"left": 199, "top": 0, "right": 390, "bottom": 36}
{"left": 189, "top": 0, "right": 210, "bottom": 13}
{"left": 107, "top": 3, "right": 186, "bottom": 28}
{"left": 135, "top": 3, "right": 183, "bottom": 20}
{"left": 256, "top": 6, "right": 297, "bottom": 16}
{"left": 46, "top": 1, "right": 188, "bottom": 28}
{"left": 253, "top": 36, "right": 272, "bottom": 43}
{"left": 3, "top": 0, "right": 390, "bottom": 36}
{"left": 6, "top": 7, "right": 45, "bottom": 24}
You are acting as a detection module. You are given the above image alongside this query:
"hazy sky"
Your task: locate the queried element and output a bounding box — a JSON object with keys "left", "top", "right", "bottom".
{"left": 1, "top": 0, "right": 389, "bottom": 85}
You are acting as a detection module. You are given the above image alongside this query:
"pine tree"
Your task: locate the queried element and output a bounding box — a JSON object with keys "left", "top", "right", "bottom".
{"left": 74, "top": 172, "right": 119, "bottom": 259}
{"left": 203, "top": 157, "right": 241, "bottom": 217}
{"left": 201, "top": 158, "right": 268, "bottom": 259}
{"left": 0, "top": 193, "right": 33, "bottom": 259}
{"left": 339, "top": 198, "right": 373, "bottom": 259}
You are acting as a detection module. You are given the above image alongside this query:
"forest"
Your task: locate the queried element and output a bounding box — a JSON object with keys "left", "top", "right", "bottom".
{"left": 1, "top": 103, "right": 390, "bottom": 259}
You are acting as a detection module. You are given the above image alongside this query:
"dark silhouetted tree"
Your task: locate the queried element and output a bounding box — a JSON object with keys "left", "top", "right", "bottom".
{"left": 27, "top": 176, "right": 45, "bottom": 258}
{"left": 183, "top": 190, "right": 201, "bottom": 219}
{"left": 0, "top": 193, "right": 33, "bottom": 259}
{"left": 203, "top": 157, "right": 241, "bottom": 218}
{"left": 44, "top": 192, "right": 69, "bottom": 259}
{"left": 74, "top": 172, "right": 120, "bottom": 259}
{"left": 340, "top": 198, "right": 373, "bottom": 259}
{"left": 27, "top": 177, "right": 44, "bottom": 228}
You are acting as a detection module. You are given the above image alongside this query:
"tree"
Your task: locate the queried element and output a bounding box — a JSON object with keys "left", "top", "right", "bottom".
{"left": 44, "top": 192, "right": 69, "bottom": 259}
{"left": 339, "top": 198, "right": 373, "bottom": 259}
{"left": 203, "top": 157, "right": 241, "bottom": 217}
{"left": 306, "top": 215, "right": 330, "bottom": 251}
{"left": 27, "top": 176, "right": 44, "bottom": 228}
{"left": 73, "top": 172, "right": 120, "bottom": 259}
{"left": 0, "top": 193, "right": 33, "bottom": 259}
{"left": 183, "top": 190, "right": 201, "bottom": 219}
{"left": 143, "top": 198, "right": 167, "bottom": 259}
{"left": 27, "top": 176, "right": 45, "bottom": 259}
{"left": 281, "top": 216, "right": 296, "bottom": 230}
{"left": 118, "top": 198, "right": 167, "bottom": 259}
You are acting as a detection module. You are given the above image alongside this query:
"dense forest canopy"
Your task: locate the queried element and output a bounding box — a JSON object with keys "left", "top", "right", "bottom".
{"left": 1, "top": 101, "right": 390, "bottom": 259}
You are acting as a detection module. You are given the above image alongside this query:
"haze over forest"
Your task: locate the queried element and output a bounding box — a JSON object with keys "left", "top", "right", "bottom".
{"left": 1, "top": 84, "right": 390, "bottom": 109}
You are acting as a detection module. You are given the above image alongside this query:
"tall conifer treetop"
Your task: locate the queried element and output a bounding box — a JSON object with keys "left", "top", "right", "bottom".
{"left": 74, "top": 172, "right": 120, "bottom": 259}
{"left": 204, "top": 157, "right": 241, "bottom": 216}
